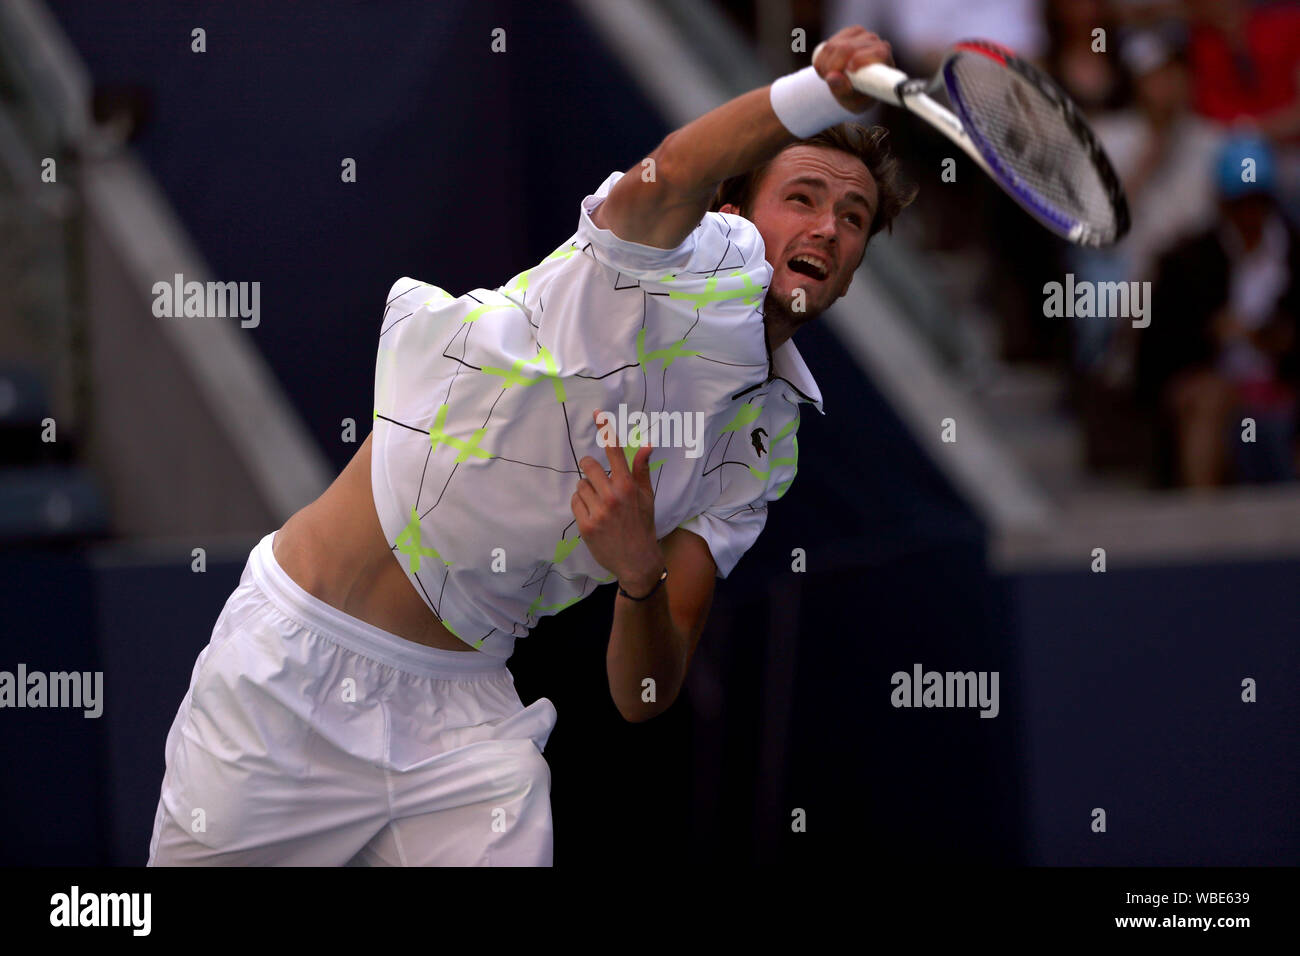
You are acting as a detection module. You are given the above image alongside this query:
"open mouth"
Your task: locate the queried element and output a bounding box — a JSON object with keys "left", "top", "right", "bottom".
{"left": 787, "top": 253, "right": 829, "bottom": 281}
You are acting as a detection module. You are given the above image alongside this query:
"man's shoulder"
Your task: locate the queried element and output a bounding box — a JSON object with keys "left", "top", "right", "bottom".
{"left": 385, "top": 277, "right": 457, "bottom": 305}
{"left": 580, "top": 170, "right": 768, "bottom": 274}
{"left": 382, "top": 277, "right": 507, "bottom": 329}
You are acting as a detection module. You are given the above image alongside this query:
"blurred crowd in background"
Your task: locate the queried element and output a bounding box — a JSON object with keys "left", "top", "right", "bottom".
{"left": 722, "top": 0, "right": 1300, "bottom": 490}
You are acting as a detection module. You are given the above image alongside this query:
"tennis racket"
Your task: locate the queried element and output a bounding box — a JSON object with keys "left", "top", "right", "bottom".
{"left": 816, "top": 38, "right": 1130, "bottom": 247}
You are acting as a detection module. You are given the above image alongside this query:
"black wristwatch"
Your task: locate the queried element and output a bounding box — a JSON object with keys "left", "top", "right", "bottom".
{"left": 618, "top": 567, "right": 668, "bottom": 601}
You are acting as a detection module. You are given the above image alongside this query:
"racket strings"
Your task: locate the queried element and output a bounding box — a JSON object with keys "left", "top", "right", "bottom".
{"left": 948, "top": 54, "right": 1119, "bottom": 236}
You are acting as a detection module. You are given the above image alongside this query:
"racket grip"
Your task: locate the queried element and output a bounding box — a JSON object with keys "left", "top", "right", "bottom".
{"left": 843, "top": 62, "right": 910, "bottom": 107}
{"left": 811, "top": 41, "right": 909, "bottom": 106}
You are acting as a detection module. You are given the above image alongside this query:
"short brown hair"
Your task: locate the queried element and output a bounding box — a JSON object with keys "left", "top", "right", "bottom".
{"left": 709, "top": 123, "right": 917, "bottom": 240}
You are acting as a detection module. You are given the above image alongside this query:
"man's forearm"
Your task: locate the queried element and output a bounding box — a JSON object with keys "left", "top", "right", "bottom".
{"left": 593, "top": 86, "right": 797, "bottom": 250}
{"left": 591, "top": 27, "right": 891, "bottom": 249}
{"left": 606, "top": 569, "right": 688, "bottom": 722}
{"left": 657, "top": 86, "right": 798, "bottom": 201}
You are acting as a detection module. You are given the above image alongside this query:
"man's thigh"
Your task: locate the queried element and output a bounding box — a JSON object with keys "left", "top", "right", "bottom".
{"left": 352, "top": 696, "right": 558, "bottom": 866}
{"left": 350, "top": 735, "right": 554, "bottom": 866}
{"left": 150, "top": 784, "right": 385, "bottom": 866}
{"left": 147, "top": 603, "right": 392, "bottom": 866}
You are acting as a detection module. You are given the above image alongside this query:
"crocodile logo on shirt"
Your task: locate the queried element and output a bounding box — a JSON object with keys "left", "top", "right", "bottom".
{"left": 751, "top": 427, "right": 767, "bottom": 457}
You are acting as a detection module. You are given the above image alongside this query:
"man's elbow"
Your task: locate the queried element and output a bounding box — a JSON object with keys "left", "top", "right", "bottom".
{"left": 618, "top": 700, "right": 667, "bottom": 723}
{"left": 647, "top": 132, "right": 712, "bottom": 203}
{"left": 648, "top": 133, "right": 685, "bottom": 193}
{"left": 619, "top": 704, "right": 650, "bottom": 723}
{"left": 613, "top": 687, "right": 677, "bottom": 723}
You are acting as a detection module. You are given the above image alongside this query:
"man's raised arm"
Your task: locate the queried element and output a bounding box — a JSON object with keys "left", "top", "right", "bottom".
{"left": 588, "top": 26, "right": 892, "bottom": 250}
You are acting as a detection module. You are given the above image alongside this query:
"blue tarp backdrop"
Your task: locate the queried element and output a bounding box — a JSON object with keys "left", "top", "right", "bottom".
{"left": 1, "top": 0, "right": 1294, "bottom": 866}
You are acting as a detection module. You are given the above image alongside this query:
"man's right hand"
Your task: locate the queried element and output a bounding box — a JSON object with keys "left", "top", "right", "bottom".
{"left": 813, "top": 26, "right": 894, "bottom": 113}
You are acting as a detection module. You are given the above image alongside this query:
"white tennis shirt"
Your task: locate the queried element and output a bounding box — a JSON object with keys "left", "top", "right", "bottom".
{"left": 371, "top": 170, "right": 824, "bottom": 657}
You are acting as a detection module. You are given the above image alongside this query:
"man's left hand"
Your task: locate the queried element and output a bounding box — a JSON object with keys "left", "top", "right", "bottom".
{"left": 572, "top": 409, "right": 664, "bottom": 594}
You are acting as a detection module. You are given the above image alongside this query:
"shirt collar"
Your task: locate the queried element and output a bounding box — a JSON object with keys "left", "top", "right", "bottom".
{"left": 765, "top": 331, "right": 826, "bottom": 414}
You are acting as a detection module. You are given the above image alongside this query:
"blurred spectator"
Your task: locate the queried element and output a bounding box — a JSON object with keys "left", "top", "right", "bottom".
{"left": 1185, "top": 0, "right": 1300, "bottom": 223}
{"left": 1137, "top": 135, "right": 1300, "bottom": 488}
{"left": 1043, "top": 0, "right": 1132, "bottom": 115}
{"left": 1073, "top": 32, "right": 1221, "bottom": 371}
{"left": 1100, "top": 32, "right": 1222, "bottom": 284}
{"left": 826, "top": 0, "right": 1047, "bottom": 75}
{"left": 1185, "top": 0, "right": 1300, "bottom": 132}
{"left": 1071, "top": 31, "right": 1223, "bottom": 472}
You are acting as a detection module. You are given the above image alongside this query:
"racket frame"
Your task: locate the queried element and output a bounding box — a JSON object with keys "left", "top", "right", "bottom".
{"left": 819, "top": 39, "right": 1130, "bottom": 246}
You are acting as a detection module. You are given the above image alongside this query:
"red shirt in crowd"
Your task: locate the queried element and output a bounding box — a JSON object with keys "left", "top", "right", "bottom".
{"left": 1189, "top": 3, "right": 1300, "bottom": 127}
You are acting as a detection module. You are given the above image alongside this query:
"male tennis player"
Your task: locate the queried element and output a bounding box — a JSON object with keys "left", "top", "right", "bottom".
{"left": 148, "top": 25, "right": 915, "bottom": 866}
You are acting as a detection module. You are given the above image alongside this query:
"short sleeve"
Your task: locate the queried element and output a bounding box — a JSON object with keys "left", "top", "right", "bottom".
{"left": 382, "top": 277, "right": 454, "bottom": 326}
{"left": 678, "top": 503, "right": 768, "bottom": 579}
{"left": 576, "top": 171, "right": 770, "bottom": 286}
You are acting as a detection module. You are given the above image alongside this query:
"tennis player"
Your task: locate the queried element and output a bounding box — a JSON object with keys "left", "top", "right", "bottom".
{"left": 147, "top": 25, "right": 915, "bottom": 866}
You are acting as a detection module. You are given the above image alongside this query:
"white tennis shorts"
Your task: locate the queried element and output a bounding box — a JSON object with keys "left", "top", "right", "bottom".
{"left": 147, "top": 532, "right": 557, "bottom": 866}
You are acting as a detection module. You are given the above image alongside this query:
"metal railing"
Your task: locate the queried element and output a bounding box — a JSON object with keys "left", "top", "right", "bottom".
{"left": 0, "top": 0, "right": 331, "bottom": 544}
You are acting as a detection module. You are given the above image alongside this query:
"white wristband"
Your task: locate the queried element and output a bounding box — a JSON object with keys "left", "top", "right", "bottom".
{"left": 769, "top": 65, "right": 865, "bottom": 138}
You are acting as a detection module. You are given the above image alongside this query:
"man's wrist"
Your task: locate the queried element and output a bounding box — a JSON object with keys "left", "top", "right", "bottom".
{"left": 770, "top": 65, "right": 868, "bottom": 138}
{"left": 618, "top": 552, "right": 667, "bottom": 599}
{"left": 619, "top": 567, "right": 668, "bottom": 601}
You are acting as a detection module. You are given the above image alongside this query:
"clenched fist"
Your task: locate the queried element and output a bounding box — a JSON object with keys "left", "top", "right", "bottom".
{"left": 813, "top": 26, "right": 894, "bottom": 113}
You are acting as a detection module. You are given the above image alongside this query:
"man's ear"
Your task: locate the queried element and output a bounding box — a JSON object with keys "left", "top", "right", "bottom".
{"left": 719, "top": 203, "right": 741, "bottom": 216}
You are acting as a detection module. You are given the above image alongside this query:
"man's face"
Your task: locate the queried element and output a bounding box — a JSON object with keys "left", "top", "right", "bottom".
{"left": 723, "top": 145, "right": 877, "bottom": 321}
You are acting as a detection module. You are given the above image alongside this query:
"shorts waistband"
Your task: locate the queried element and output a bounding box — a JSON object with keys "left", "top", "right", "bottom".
{"left": 248, "top": 531, "right": 508, "bottom": 678}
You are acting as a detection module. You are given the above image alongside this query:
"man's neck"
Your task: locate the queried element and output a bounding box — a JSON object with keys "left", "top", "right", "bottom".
{"left": 763, "top": 305, "right": 798, "bottom": 359}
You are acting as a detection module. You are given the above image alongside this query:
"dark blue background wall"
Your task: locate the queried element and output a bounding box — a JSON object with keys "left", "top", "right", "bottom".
{"left": 47, "top": 0, "right": 665, "bottom": 472}
{"left": 2, "top": 0, "right": 1294, "bottom": 866}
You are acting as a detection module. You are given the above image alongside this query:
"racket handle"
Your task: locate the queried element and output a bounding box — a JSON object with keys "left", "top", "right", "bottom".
{"left": 811, "top": 43, "right": 910, "bottom": 107}
{"left": 843, "top": 62, "right": 910, "bottom": 107}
